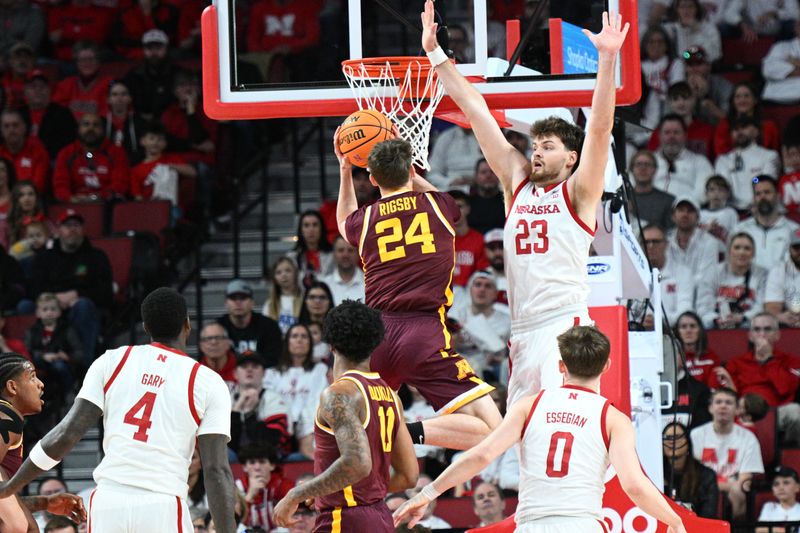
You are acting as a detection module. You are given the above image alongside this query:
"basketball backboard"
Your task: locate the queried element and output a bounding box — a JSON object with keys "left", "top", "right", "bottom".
{"left": 202, "top": 0, "right": 641, "bottom": 120}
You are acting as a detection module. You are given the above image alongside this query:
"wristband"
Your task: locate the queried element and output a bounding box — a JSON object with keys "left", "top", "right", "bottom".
{"left": 29, "top": 442, "right": 60, "bottom": 471}
{"left": 420, "top": 483, "right": 441, "bottom": 501}
{"left": 426, "top": 46, "right": 449, "bottom": 67}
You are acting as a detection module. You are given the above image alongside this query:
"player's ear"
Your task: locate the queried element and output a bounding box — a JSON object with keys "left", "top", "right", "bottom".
{"left": 558, "top": 360, "right": 567, "bottom": 375}
{"left": 602, "top": 358, "right": 611, "bottom": 373}
{"left": 567, "top": 150, "right": 578, "bottom": 168}
{"left": 184, "top": 317, "right": 192, "bottom": 335}
{"left": 368, "top": 173, "right": 379, "bottom": 187}
{"left": 142, "top": 322, "right": 150, "bottom": 336}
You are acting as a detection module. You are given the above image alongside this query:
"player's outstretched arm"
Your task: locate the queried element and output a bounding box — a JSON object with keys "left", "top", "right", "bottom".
{"left": 0, "top": 399, "right": 101, "bottom": 499}
{"left": 420, "top": 0, "right": 528, "bottom": 198}
{"left": 274, "top": 382, "right": 372, "bottom": 527}
{"left": 393, "top": 395, "right": 533, "bottom": 527}
{"left": 198, "top": 434, "right": 237, "bottom": 533}
{"left": 334, "top": 127, "right": 358, "bottom": 239}
{"left": 607, "top": 407, "right": 686, "bottom": 533}
{"left": 569, "top": 12, "right": 629, "bottom": 218}
{"left": 388, "top": 399, "right": 419, "bottom": 493}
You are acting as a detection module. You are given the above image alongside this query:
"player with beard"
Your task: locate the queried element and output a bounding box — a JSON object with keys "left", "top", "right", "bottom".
{"left": 421, "top": 1, "right": 628, "bottom": 405}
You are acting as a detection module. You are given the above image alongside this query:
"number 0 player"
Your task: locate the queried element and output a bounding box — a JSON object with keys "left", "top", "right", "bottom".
{"left": 335, "top": 134, "right": 501, "bottom": 450}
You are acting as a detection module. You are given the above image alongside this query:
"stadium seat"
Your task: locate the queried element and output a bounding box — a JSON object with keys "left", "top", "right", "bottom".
{"left": 718, "top": 70, "right": 755, "bottom": 86}
{"left": 707, "top": 329, "right": 800, "bottom": 364}
{"left": 753, "top": 408, "right": 778, "bottom": 469}
{"left": 48, "top": 203, "right": 105, "bottom": 238}
{"left": 781, "top": 449, "right": 800, "bottom": 474}
{"left": 721, "top": 37, "right": 776, "bottom": 69}
{"left": 92, "top": 236, "right": 134, "bottom": 304}
{"left": 281, "top": 460, "right": 314, "bottom": 482}
{"left": 111, "top": 200, "right": 171, "bottom": 249}
{"left": 1, "top": 315, "right": 36, "bottom": 340}
{"left": 752, "top": 489, "right": 775, "bottom": 521}
{"left": 762, "top": 105, "right": 800, "bottom": 137}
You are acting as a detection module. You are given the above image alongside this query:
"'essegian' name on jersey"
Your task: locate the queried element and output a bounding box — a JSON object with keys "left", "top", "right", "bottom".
{"left": 546, "top": 411, "right": 587, "bottom": 428}
{"left": 379, "top": 196, "right": 417, "bottom": 217}
{"left": 141, "top": 374, "right": 166, "bottom": 388}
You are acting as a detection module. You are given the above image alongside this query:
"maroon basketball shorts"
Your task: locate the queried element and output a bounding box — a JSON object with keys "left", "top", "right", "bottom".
{"left": 370, "top": 311, "right": 494, "bottom": 413}
{"left": 314, "top": 501, "right": 393, "bottom": 532}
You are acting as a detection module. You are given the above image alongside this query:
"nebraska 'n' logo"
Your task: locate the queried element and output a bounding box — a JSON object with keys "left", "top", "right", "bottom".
{"left": 569, "top": 393, "right": 578, "bottom": 400}
{"left": 157, "top": 354, "right": 167, "bottom": 362}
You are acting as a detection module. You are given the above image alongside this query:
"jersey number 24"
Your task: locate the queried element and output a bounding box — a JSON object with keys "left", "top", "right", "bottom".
{"left": 515, "top": 219, "right": 549, "bottom": 254}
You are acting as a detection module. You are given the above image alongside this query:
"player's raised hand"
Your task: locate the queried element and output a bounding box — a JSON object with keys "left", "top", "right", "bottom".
{"left": 582, "top": 12, "right": 629, "bottom": 56}
{"left": 420, "top": 0, "right": 439, "bottom": 53}
{"left": 46, "top": 492, "right": 88, "bottom": 523}
{"left": 392, "top": 493, "right": 430, "bottom": 527}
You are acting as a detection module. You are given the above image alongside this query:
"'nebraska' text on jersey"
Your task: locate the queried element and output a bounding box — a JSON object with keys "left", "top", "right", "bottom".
{"left": 504, "top": 180, "right": 596, "bottom": 322}
{"left": 77, "top": 343, "right": 232, "bottom": 499}
{"left": 344, "top": 190, "right": 459, "bottom": 313}
{"left": 516, "top": 385, "right": 611, "bottom": 524}
{"left": 314, "top": 371, "right": 399, "bottom": 512}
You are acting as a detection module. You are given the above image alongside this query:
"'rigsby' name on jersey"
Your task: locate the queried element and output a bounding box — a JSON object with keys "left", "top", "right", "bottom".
{"left": 378, "top": 196, "right": 417, "bottom": 216}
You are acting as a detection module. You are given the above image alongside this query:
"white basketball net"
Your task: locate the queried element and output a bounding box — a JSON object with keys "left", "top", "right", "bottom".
{"left": 342, "top": 58, "right": 445, "bottom": 171}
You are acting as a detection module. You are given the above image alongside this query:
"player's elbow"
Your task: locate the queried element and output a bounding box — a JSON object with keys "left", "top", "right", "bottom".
{"left": 619, "top": 477, "right": 649, "bottom": 500}
{"left": 347, "top": 452, "right": 373, "bottom": 482}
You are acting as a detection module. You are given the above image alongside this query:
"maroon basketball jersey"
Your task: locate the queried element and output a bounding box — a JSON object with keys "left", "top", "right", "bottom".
{"left": 0, "top": 400, "right": 23, "bottom": 477}
{"left": 344, "top": 190, "right": 460, "bottom": 313}
{"left": 314, "top": 371, "right": 400, "bottom": 512}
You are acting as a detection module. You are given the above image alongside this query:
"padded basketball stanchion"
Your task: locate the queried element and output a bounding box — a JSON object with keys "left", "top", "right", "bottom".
{"left": 341, "top": 57, "right": 448, "bottom": 170}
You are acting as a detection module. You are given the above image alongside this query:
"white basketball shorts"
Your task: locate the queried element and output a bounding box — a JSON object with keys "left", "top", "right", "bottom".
{"left": 516, "top": 516, "right": 608, "bottom": 533}
{"left": 88, "top": 482, "right": 192, "bottom": 532}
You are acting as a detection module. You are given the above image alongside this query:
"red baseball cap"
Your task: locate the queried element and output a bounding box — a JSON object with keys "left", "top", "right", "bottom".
{"left": 57, "top": 209, "right": 84, "bottom": 225}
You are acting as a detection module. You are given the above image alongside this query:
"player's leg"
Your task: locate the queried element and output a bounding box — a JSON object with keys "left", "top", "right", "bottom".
{"left": 506, "top": 331, "right": 543, "bottom": 408}
{"left": 422, "top": 393, "right": 502, "bottom": 449}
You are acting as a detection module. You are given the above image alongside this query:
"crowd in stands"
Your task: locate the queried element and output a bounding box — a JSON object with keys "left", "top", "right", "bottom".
{"left": 2, "top": 0, "right": 800, "bottom": 531}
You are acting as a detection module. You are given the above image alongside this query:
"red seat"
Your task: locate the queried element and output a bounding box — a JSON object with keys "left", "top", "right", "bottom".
{"left": 111, "top": 200, "right": 171, "bottom": 249}
{"left": 762, "top": 105, "right": 800, "bottom": 136}
{"left": 781, "top": 449, "right": 800, "bottom": 474}
{"left": 707, "top": 329, "right": 749, "bottom": 364}
{"left": 1, "top": 315, "right": 36, "bottom": 340}
{"left": 721, "top": 37, "right": 776, "bottom": 68}
{"left": 280, "top": 461, "right": 314, "bottom": 482}
{"left": 752, "top": 408, "right": 778, "bottom": 469}
{"left": 92, "top": 236, "right": 133, "bottom": 303}
{"left": 753, "top": 489, "right": 774, "bottom": 521}
{"left": 718, "top": 70, "right": 755, "bottom": 86}
{"left": 48, "top": 203, "right": 105, "bottom": 238}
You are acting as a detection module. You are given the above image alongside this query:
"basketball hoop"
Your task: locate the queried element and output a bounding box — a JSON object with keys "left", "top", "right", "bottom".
{"left": 342, "top": 56, "right": 449, "bottom": 171}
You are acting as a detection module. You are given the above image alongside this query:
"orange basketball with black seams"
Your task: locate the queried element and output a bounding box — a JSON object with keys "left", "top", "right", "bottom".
{"left": 338, "top": 109, "right": 394, "bottom": 168}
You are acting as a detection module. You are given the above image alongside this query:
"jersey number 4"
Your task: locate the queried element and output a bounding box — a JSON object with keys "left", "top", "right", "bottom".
{"left": 515, "top": 219, "right": 549, "bottom": 254}
{"left": 375, "top": 213, "right": 436, "bottom": 263}
{"left": 546, "top": 431, "right": 574, "bottom": 478}
{"left": 124, "top": 392, "right": 157, "bottom": 442}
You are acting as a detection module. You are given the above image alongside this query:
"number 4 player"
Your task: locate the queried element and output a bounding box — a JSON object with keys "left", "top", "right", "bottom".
{"left": 421, "top": 1, "right": 630, "bottom": 406}
{"left": 0, "top": 288, "right": 237, "bottom": 533}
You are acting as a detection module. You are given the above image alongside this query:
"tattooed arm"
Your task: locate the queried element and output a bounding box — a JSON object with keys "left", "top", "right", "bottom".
{"left": 0, "top": 399, "right": 102, "bottom": 498}
{"left": 273, "top": 381, "right": 371, "bottom": 526}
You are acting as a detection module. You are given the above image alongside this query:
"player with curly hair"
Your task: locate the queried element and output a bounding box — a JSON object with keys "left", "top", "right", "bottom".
{"left": 0, "top": 353, "right": 85, "bottom": 533}
{"left": 273, "top": 300, "right": 418, "bottom": 532}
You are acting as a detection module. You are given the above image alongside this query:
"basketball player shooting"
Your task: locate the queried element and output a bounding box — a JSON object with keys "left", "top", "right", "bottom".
{"left": 273, "top": 300, "right": 418, "bottom": 532}
{"left": 422, "top": 1, "right": 629, "bottom": 407}
{"left": 334, "top": 133, "right": 501, "bottom": 450}
{"left": 393, "top": 326, "right": 687, "bottom": 533}
{"left": 0, "top": 288, "right": 237, "bottom": 533}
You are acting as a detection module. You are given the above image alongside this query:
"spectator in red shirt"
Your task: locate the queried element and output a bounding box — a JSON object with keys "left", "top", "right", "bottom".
{"left": 130, "top": 121, "right": 196, "bottom": 213}
{"left": 175, "top": 0, "right": 206, "bottom": 55}
{"left": 105, "top": 80, "right": 146, "bottom": 164}
{"left": 47, "top": 0, "right": 115, "bottom": 61}
{"left": 448, "top": 190, "right": 490, "bottom": 288}
{"left": 716, "top": 312, "right": 800, "bottom": 445}
{"left": 123, "top": 29, "right": 181, "bottom": 121}
{"left": 52, "top": 41, "right": 114, "bottom": 120}
{"left": 780, "top": 136, "right": 800, "bottom": 218}
{"left": 1, "top": 42, "right": 36, "bottom": 109}
{"left": 714, "top": 82, "right": 781, "bottom": 157}
{"left": 235, "top": 444, "right": 294, "bottom": 531}
{"left": 648, "top": 82, "right": 715, "bottom": 160}
{"left": 113, "top": 0, "right": 178, "bottom": 59}
{"left": 0, "top": 108, "right": 50, "bottom": 194}
{"left": 674, "top": 310, "right": 722, "bottom": 388}
{"left": 198, "top": 321, "right": 237, "bottom": 389}
{"left": 160, "top": 70, "right": 217, "bottom": 165}
{"left": 21, "top": 69, "right": 77, "bottom": 160}
{"left": 52, "top": 112, "right": 130, "bottom": 202}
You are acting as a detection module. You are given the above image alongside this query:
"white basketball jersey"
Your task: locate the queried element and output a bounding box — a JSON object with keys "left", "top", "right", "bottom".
{"left": 77, "top": 343, "right": 231, "bottom": 499}
{"left": 504, "top": 180, "right": 595, "bottom": 323}
{"left": 517, "top": 386, "right": 611, "bottom": 524}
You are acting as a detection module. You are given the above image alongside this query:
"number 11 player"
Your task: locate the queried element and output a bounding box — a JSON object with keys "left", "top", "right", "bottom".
{"left": 0, "top": 288, "right": 237, "bottom": 533}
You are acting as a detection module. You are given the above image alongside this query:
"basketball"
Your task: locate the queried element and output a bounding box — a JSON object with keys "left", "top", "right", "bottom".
{"left": 337, "top": 109, "right": 394, "bottom": 168}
